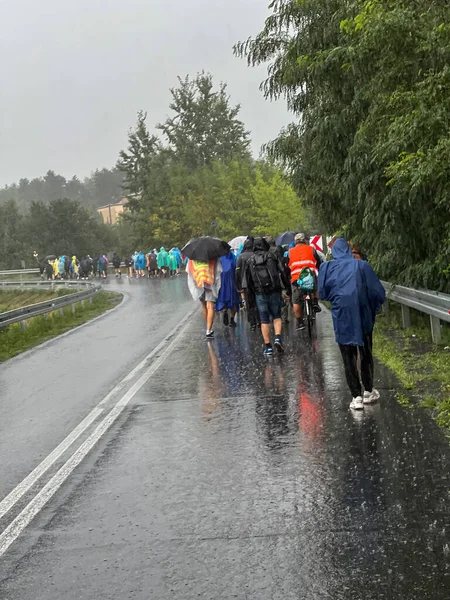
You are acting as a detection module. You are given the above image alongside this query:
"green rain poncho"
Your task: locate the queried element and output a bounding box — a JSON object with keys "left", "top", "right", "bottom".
{"left": 168, "top": 251, "right": 178, "bottom": 271}
{"left": 157, "top": 247, "right": 169, "bottom": 269}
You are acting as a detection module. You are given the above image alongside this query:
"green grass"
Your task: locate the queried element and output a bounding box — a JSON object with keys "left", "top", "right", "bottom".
{"left": 373, "top": 305, "right": 450, "bottom": 431}
{"left": 0, "top": 291, "right": 122, "bottom": 362}
{"left": 0, "top": 288, "right": 74, "bottom": 313}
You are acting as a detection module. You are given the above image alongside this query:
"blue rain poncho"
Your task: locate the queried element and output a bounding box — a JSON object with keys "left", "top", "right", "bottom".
{"left": 136, "top": 251, "right": 146, "bottom": 270}
{"left": 216, "top": 252, "right": 241, "bottom": 312}
{"left": 318, "top": 238, "right": 386, "bottom": 346}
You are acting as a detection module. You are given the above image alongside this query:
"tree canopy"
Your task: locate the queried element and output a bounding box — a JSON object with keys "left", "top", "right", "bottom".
{"left": 235, "top": 0, "right": 450, "bottom": 291}
{"left": 0, "top": 168, "right": 124, "bottom": 212}
{"left": 117, "top": 72, "right": 307, "bottom": 250}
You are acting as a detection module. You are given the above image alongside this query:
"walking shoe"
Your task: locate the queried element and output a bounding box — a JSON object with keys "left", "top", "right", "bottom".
{"left": 296, "top": 318, "right": 306, "bottom": 331}
{"left": 250, "top": 324, "right": 257, "bottom": 332}
{"left": 350, "top": 396, "right": 364, "bottom": 410}
{"left": 313, "top": 302, "right": 322, "bottom": 314}
{"left": 263, "top": 346, "right": 274, "bottom": 357}
{"left": 363, "top": 389, "right": 380, "bottom": 404}
{"left": 229, "top": 318, "right": 237, "bottom": 327}
{"left": 206, "top": 330, "right": 214, "bottom": 339}
{"left": 274, "top": 337, "right": 285, "bottom": 353}
{"left": 223, "top": 312, "right": 229, "bottom": 327}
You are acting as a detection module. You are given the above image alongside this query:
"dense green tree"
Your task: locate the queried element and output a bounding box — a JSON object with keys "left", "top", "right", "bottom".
{"left": 0, "top": 200, "right": 27, "bottom": 269}
{"left": 158, "top": 72, "right": 251, "bottom": 169}
{"left": 235, "top": 0, "right": 450, "bottom": 290}
{"left": 25, "top": 199, "right": 118, "bottom": 260}
{"left": 0, "top": 167, "right": 124, "bottom": 211}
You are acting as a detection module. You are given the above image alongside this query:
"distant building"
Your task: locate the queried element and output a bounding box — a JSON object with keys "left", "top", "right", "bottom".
{"left": 97, "top": 198, "right": 128, "bottom": 225}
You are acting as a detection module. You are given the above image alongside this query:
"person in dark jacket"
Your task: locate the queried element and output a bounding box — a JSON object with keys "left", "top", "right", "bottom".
{"left": 245, "top": 237, "right": 290, "bottom": 356}
{"left": 319, "top": 238, "right": 386, "bottom": 410}
{"left": 235, "top": 237, "right": 259, "bottom": 330}
{"left": 275, "top": 245, "right": 292, "bottom": 324}
{"left": 112, "top": 252, "right": 121, "bottom": 277}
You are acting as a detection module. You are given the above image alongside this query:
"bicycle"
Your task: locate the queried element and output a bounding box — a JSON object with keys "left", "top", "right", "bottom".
{"left": 297, "top": 267, "right": 317, "bottom": 340}
{"left": 300, "top": 290, "right": 316, "bottom": 340}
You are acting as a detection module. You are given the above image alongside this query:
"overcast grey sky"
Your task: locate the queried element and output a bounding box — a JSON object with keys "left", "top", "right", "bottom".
{"left": 0, "top": 0, "right": 290, "bottom": 185}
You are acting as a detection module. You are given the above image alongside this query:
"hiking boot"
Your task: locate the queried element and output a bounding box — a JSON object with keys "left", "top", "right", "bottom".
{"left": 274, "top": 337, "right": 285, "bottom": 354}
{"left": 350, "top": 396, "right": 364, "bottom": 410}
{"left": 363, "top": 389, "right": 380, "bottom": 405}
{"left": 296, "top": 318, "right": 306, "bottom": 331}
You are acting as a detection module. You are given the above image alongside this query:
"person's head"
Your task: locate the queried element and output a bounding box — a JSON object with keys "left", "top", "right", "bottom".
{"left": 253, "top": 237, "right": 270, "bottom": 252}
{"left": 331, "top": 237, "right": 353, "bottom": 260}
{"left": 242, "top": 237, "right": 254, "bottom": 252}
{"left": 295, "top": 232, "right": 307, "bottom": 245}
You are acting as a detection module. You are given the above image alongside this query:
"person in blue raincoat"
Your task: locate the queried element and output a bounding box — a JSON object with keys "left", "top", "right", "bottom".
{"left": 216, "top": 251, "right": 241, "bottom": 327}
{"left": 136, "top": 251, "right": 146, "bottom": 277}
{"left": 319, "top": 238, "right": 386, "bottom": 411}
{"left": 171, "top": 248, "right": 183, "bottom": 273}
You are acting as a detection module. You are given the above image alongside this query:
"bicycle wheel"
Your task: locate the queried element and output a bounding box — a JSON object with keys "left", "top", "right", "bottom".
{"left": 305, "top": 298, "right": 312, "bottom": 339}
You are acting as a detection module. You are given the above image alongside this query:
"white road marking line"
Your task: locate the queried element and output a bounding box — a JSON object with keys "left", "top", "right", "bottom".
{"left": 0, "top": 305, "right": 196, "bottom": 524}
{"left": 0, "top": 408, "right": 103, "bottom": 522}
{"left": 0, "top": 310, "right": 195, "bottom": 557}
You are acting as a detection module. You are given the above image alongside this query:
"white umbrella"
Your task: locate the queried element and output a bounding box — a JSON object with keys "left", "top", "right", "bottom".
{"left": 228, "top": 236, "right": 247, "bottom": 252}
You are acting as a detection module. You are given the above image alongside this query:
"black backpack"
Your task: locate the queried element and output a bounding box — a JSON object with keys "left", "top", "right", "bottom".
{"left": 250, "top": 251, "right": 278, "bottom": 293}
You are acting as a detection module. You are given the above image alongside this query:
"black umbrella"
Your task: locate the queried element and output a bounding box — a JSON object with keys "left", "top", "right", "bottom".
{"left": 44, "top": 255, "right": 57, "bottom": 262}
{"left": 275, "top": 231, "right": 297, "bottom": 247}
{"left": 182, "top": 236, "right": 231, "bottom": 262}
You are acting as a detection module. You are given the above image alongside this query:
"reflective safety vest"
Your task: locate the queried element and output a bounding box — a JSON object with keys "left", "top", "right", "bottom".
{"left": 288, "top": 244, "right": 318, "bottom": 283}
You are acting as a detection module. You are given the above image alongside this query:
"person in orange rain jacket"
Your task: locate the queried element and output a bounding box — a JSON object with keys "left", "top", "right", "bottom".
{"left": 288, "top": 233, "right": 323, "bottom": 331}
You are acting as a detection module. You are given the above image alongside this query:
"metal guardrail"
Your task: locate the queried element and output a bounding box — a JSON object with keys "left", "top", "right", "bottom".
{"left": 382, "top": 282, "right": 450, "bottom": 343}
{"left": 0, "top": 280, "right": 101, "bottom": 329}
{"left": 0, "top": 269, "right": 39, "bottom": 276}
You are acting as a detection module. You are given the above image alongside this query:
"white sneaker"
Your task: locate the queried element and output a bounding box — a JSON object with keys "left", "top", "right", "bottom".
{"left": 350, "top": 396, "right": 364, "bottom": 410}
{"left": 364, "top": 389, "right": 380, "bottom": 405}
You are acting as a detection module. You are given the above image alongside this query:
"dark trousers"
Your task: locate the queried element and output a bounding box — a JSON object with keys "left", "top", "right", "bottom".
{"left": 339, "top": 333, "right": 374, "bottom": 398}
{"left": 244, "top": 290, "right": 260, "bottom": 326}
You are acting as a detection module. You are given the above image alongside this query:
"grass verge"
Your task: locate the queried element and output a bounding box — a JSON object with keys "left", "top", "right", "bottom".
{"left": 0, "top": 288, "right": 74, "bottom": 312}
{"left": 374, "top": 303, "right": 450, "bottom": 433}
{"left": 0, "top": 291, "right": 122, "bottom": 362}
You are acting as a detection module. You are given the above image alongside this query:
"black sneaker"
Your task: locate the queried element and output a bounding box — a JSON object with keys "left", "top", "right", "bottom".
{"left": 296, "top": 319, "right": 306, "bottom": 331}
{"left": 274, "top": 337, "right": 285, "bottom": 353}
{"left": 206, "top": 330, "right": 214, "bottom": 339}
{"left": 313, "top": 302, "right": 322, "bottom": 313}
{"left": 250, "top": 324, "right": 257, "bottom": 332}
{"left": 223, "top": 312, "right": 229, "bottom": 327}
{"left": 229, "top": 318, "right": 236, "bottom": 327}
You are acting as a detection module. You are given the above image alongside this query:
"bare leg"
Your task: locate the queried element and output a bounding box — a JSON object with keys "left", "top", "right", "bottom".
{"left": 201, "top": 301, "right": 208, "bottom": 325}
{"left": 293, "top": 303, "right": 302, "bottom": 319}
{"left": 261, "top": 323, "right": 271, "bottom": 344}
{"left": 206, "top": 302, "right": 215, "bottom": 331}
{"left": 273, "top": 318, "right": 282, "bottom": 337}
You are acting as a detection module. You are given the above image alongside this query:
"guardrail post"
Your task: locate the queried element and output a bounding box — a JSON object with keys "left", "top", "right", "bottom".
{"left": 430, "top": 316, "right": 441, "bottom": 344}
{"left": 401, "top": 305, "right": 411, "bottom": 329}
{"left": 59, "top": 308, "right": 64, "bottom": 317}
{"left": 71, "top": 303, "right": 76, "bottom": 314}
{"left": 20, "top": 319, "right": 27, "bottom": 331}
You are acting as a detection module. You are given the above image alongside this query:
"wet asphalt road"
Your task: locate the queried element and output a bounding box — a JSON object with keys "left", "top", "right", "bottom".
{"left": 1, "top": 276, "right": 450, "bottom": 599}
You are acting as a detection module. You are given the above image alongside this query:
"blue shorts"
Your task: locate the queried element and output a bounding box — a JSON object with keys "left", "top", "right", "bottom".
{"left": 255, "top": 292, "right": 282, "bottom": 324}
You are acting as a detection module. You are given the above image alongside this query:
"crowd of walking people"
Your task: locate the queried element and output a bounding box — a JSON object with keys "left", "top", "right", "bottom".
{"left": 36, "top": 233, "right": 386, "bottom": 411}
{"left": 38, "top": 248, "right": 184, "bottom": 281}
{"left": 186, "top": 233, "right": 386, "bottom": 412}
